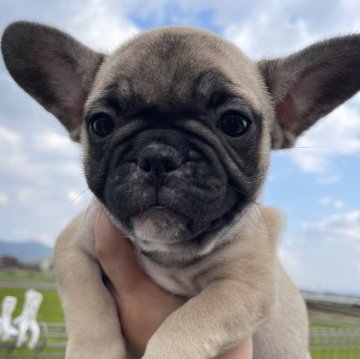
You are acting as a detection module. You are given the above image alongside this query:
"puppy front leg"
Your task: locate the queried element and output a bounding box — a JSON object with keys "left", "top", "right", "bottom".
{"left": 143, "top": 279, "right": 275, "bottom": 359}
{"left": 55, "top": 214, "right": 126, "bottom": 359}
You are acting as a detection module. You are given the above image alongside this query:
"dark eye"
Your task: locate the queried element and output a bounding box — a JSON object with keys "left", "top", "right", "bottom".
{"left": 218, "top": 111, "right": 251, "bottom": 137}
{"left": 89, "top": 114, "right": 114, "bottom": 137}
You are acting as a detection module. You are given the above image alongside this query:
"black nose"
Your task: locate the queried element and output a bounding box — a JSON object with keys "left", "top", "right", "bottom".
{"left": 138, "top": 143, "right": 182, "bottom": 175}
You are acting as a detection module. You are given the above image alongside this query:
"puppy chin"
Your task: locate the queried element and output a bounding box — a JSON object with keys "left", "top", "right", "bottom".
{"left": 132, "top": 208, "right": 189, "bottom": 248}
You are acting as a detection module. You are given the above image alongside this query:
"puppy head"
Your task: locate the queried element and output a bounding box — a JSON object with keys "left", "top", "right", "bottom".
{"left": 2, "top": 22, "right": 360, "bottom": 266}
{"left": 82, "top": 28, "right": 273, "bottom": 258}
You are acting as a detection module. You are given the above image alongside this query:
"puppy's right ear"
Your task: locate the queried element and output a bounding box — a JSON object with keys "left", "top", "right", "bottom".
{"left": 1, "top": 21, "right": 104, "bottom": 141}
{"left": 259, "top": 35, "right": 360, "bottom": 149}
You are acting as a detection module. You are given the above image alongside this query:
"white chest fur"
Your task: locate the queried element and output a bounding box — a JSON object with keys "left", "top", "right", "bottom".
{"left": 139, "top": 255, "right": 207, "bottom": 297}
{"left": 136, "top": 206, "right": 282, "bottom": 298}
{"left": 137, "top": 234, "right": 247, "bottom": 297}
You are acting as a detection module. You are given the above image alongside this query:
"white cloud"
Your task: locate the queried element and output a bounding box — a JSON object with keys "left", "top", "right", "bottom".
{"left": 302, "top": 210, "right": 360, "bottom": 242}
{"left": 289, "top": 103, "right": 360, "bottom": 174}
{"left": 334, "top": 200, "right": 345, "bottom": 209}
{"left": 0, "top": 126, "right": 83, "bottom": 186}
{"left": 319, "top": 196, "right": 332, "bottom": 205}
{"left": 38, "top": 233, "right": 55, "bottom": 247}
{"left": 0, "top": 193, "right": 8, "bottom": 206}
{"left": 16, "top": 187, "right": 40, "bottom": 206}
{"left": 225, "top": 12, "right": 315, "bottom": 58}
{"left": 120, "top": 0, "right": 360, "bottom": 59}
{"left": 319, "top": 196, "right": 345, "bottom": 209}
{"left": 32, "top": 131, "right": 78, "bottom": 156}
{"left": 0, "top": 125, "right": 22, "bottom": 145}
{"left": 10, "top": 228, "right": 54, "bottom": 246}
{"left": 315, "top": 175, "right": 341, "bottom": 185}
{"left": 0, "top": 150, "right": 82, "bottom": 185}
{"left": 67, "top": 0, "right": 140, "bottom": 51}
{"left": 222, "top": 0, "right": 360, "bottom": 57}
{"left": 13, "top": 228, "right": 31, "bottom": 238}
{"left": 280, "top": 210, "right": 360, "bottom": 294}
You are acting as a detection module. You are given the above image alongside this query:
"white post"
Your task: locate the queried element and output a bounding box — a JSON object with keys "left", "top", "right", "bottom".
{"left": 13, "top": 289, "right": 43, "bottom": 349}
{"left": 0, "top": 296, "right": 19, "bottom": 341}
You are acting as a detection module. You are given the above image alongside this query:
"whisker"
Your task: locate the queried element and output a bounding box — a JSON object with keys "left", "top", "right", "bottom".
{"left": 70, "top": 188, "right": 89, "bottom": 204}
{"left": 253, "top": 202, "right": 270, "bottom": 236}
{"left": 251, "top": 202, "right": 261, "bottom": 223}
{"left": 226, "top": 184, "right": 247, "bottom": 197}
{"left": 82, "top": 196, "right": 98, "bottom": 223}
{"left": 291, "top": 146, "right": 328, "bottom": 149}
{"left": 47, "top": 130, "right": 72, "bottom": 138}
{"left": 95, "top": 204, "right": 106, "bottom": 227}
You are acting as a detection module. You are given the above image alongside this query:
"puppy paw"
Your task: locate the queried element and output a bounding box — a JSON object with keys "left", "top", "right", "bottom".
{"left": 142, "top": 337, "right": 209, "bottom": 359}
{"left": 65, "top": 342, "right": 126, "bottom": 359}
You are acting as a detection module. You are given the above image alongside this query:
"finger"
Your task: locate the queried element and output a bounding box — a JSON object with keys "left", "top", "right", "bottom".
{"left": 95, "top": 207, "right": 149, "bottom": 290}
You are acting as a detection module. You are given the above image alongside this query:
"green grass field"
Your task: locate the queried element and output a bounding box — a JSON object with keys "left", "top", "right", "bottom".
{"left": 311, "top": 348, "right": 360, "bottom": 358}
{"left": 0, "top": 287, "right": 64, "bottom": 323}
{"left": 0, "top": 269, "right": 55, "bottom": 283}
{"left": 0, "top": 270, "right": 65, "bottom": 357}
{"left": 0, "top": 270, "right": 64, "bottom": 323}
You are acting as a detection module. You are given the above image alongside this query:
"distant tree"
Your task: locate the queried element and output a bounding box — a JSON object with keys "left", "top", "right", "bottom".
{"left": 0, "top": 256, "right": 19, "bottom": 267}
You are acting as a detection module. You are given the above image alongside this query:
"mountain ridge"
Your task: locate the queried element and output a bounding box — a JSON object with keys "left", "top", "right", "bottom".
{"left": 0, "top": 240, "right": 53, "bottom": 263}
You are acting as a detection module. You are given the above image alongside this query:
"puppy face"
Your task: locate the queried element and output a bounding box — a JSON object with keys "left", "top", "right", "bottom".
{"left": 2, "top": 22, "right": 360, "bottom": 266}
{"left": 82, "top": 28, "right": 272, "bottom": 263}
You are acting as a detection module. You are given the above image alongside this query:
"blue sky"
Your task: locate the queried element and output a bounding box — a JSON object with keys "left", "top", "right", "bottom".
{"left": 0, "top": 0, "right": 359, "bottom": 295}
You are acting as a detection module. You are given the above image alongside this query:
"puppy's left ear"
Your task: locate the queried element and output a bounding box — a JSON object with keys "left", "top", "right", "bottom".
{"left": 259, "top": 35, "right": 360, "bottom": 149}
{"left": 1, "top": 21, "right": 104, "bottom": 142}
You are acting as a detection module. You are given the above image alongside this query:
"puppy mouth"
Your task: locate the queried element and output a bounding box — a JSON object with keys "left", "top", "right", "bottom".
{"left": 130, "top": 199, "right": 241, "bottom": 245}
{"left": 132, "top": 206, "right": 192, "bottom": 244}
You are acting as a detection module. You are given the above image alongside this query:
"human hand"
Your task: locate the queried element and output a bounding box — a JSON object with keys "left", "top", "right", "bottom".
{"left": 95, "top": 209, "right": 253, "bottom": 359}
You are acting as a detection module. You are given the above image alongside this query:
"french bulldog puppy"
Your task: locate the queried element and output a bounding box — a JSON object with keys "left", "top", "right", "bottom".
{"left": 2, "top": 21, "right": 360, "bottom": 359}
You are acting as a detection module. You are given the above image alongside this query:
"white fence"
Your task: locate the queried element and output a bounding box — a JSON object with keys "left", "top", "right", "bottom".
{"left": 310, "top": 326, "right": 360, "bottom": 358}
{"left": 0, "top": 322, "right": 66, "bottom": 358}
{"left": 0, "top": 322, "right": 360, "bottom": 358}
